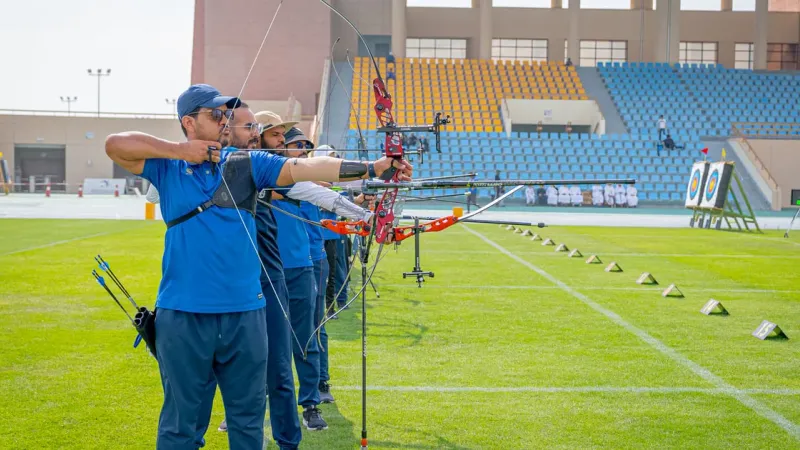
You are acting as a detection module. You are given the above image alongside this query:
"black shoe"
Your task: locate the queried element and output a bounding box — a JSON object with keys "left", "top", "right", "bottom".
{"left": 319, "top": 381, "right": 335, "bottom": 404}
{"left": 302, "top": 406, "right": 328, "bottom": 431}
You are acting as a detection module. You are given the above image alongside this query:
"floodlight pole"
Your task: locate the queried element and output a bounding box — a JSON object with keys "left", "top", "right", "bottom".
{"left": 87, "top": 68, "right": 112, "bottom": 117}
{"left": 165, "top": 98, "right": 177, "bottom": 117}
{"left": 60, "top": 96, "right": 77, "bottom": 115}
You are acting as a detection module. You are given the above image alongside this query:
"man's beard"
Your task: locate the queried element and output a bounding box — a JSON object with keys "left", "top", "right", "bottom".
{"left": 245, "top": 136, "right": 260, "bottom": 149}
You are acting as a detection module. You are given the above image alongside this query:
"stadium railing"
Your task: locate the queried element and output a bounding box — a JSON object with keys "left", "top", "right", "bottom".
{"left": 731, "top": 122, "right": 783, "bottom": 209}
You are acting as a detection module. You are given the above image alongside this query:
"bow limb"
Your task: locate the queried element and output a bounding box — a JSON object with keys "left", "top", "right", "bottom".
{"left": 391, "top": 185, "right": 526, "bottom": 242}
{"left": 315, "top": 1, "right": 403, "bottom": 247}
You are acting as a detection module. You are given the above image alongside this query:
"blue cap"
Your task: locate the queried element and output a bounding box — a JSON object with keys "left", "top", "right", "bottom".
{"left": 177, "top": 84, "right": 240, "bottom": 119}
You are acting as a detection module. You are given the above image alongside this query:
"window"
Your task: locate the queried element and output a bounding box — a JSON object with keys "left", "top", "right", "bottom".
{"left": 406, "top": 38, "right": 467, "bottom": 59}
{"left": 680, "top": 1, "right": 721, "bottom": 10}
{"left": 767, "top": 43, "right": 799, "bottom": 70}
{"left": 581, "top": 0, "right": 631, "bottom": 8}
{"left": 579, "top": 40, "right": 627, "bottom": 67}
{"left": 732, "top": 0, "right": 755, "bottom": 10}
{"left": 491, "top": 39, "right": 548, "bottom": 62}
{"left": 679, "top": 42, "right": 718, "bottom": 65}
{"left": 735, "top": 43, "right": 754, "bottom": 70}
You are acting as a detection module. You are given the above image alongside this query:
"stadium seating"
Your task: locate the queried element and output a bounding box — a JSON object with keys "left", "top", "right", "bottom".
{"left": 676, "top": 64, "right": 800, "bottom": 135}
{"left": 350, "top": 57, "right": 587, "bottom": 133}
{"left": 344, "top": 58, "right": 800, "bottom": 204}
{"left": 344, "top": 128, "right": 698, "bottom": 202}
{"left": 598, "top": 62, "right": 800, "bottom": 139}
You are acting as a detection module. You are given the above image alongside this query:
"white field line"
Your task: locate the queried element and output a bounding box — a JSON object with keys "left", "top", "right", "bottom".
{"left": 463, "top": 225, "right": 800, "bottom": 441}
{"left": 0, "top": 231, "right": 117, "bottom": 257}
{"left": 336, "top": 385, "right": 800, "bottom": 395}
{"left": 379, "top": 284, "right": 800, "bottom": 294}
{"left": 424, "top": 250, "right": 800, "bottom": 259}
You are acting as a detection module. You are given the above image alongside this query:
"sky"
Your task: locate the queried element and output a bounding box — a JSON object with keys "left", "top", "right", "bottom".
{"left": 1, "top": 0, "right": 759, "bottom": 114}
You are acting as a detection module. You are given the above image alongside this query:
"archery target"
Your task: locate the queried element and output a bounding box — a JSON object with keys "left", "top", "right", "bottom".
{"left": 684, "top": 161, "right": 709, "bottom": 208}
{"left": 699, "top": 162, "right": 734, "bottom": 209}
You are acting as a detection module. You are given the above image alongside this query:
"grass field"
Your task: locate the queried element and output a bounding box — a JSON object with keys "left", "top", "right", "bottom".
{"left": 1, "top": 218, "right": 799, "bottom": 449}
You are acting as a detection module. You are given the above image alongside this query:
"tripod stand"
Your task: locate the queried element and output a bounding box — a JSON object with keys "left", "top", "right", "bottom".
{"left": 402, "top": 217, "right": 434, "bottom": 287}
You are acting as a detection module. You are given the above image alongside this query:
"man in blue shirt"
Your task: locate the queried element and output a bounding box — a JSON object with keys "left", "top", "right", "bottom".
{"left": 105, "top": 84, "right": 412, "bottom": 450}
{"left": 271, "top": 127, "right": 375, "bottom": 429}
{"left": 287, "top": 132, "right": 373, "bottom": 408}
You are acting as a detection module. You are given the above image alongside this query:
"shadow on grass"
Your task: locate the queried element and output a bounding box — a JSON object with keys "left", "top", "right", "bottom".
{"left": 371, "top": 426, "right": 474, "bottom": 450}
{"left": 367, "top": 320, "right": 429, "bottom": 347}
{"left": 269, "top": 400, "right": 359, "bottom": 450}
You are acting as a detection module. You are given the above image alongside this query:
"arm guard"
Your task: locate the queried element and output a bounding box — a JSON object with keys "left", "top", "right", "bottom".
{"left": 287, "top": 181, "right": 373, "bottom": 222}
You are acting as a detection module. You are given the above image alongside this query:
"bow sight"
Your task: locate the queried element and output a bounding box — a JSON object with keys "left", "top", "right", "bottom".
{"left": 375, "top": 111, "right": 451, "bottom": 164}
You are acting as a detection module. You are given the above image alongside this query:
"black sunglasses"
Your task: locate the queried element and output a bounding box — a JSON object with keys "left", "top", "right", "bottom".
{"left": 187, "top": 108, "right": 234, "bottom": 123}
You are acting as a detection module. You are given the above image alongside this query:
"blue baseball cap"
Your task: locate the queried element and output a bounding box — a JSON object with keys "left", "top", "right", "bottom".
{"left": 177, "top": 84, "right": 240, "bottom": 119}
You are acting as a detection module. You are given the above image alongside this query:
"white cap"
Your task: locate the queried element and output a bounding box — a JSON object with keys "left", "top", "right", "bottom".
{"left": 314, "top": 144, "right": 339, "bottom": 158}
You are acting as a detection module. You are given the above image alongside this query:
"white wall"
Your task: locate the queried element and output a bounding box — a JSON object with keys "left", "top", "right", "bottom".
{"left": 505, "top": 99, "right": 605, "bottom": 132}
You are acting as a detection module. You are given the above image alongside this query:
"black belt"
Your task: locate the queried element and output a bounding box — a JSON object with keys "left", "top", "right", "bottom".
{"left": 166, "top": 200, "right": 214, "bottom": 229}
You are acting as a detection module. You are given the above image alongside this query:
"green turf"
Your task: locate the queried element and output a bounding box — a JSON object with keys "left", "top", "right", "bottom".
{"left": 0, "top": 219, "right": 798, "bottom": 449}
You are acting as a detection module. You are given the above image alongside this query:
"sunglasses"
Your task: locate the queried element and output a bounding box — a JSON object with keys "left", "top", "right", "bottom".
{"left": 286, "top": 141, "right": 314, "bottom": 150}
{"left": 187, "top": 108, "right": 234, "bottom": 123}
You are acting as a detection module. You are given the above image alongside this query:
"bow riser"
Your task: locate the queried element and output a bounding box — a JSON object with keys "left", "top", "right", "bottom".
{"left": 374, "top": 189, "right": 398, "bottom": 243}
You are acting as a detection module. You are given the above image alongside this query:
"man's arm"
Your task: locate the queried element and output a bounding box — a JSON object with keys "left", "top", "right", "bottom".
{"left": 273, "top": 155, "right": 412, "bottom": 186}
{"left": 286, "top": 182, "right": 373, "bottom": 222}
{"left": 105, "top": 132, "right": 221, "bottom": 175}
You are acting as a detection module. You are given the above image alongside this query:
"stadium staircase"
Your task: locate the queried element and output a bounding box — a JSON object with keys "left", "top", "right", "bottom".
{"left": 701, "top": 138, "right": 771, "bottom": 210}
{"left": 576, "top": 67, "right": 627, "bottom": 135}
{"left": 317, "top": 61, "right": 354, "bottom": 150}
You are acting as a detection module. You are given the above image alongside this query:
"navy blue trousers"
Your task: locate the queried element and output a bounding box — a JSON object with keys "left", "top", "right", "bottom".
{"left": 264, "top": 277, "right": 303, "bottom": 449}
{"left": 312, "top": 257, "right": 330, "bottom": 382}
{"left": 194, "top": 279, "right": 302, "bottom": 450}
{"left": 155, "top": 308, "right": 267, "bottom": 450}
{"left": 334, "top": 237, "right": 349, "bottom": 306}
{"left": 284, "top": 266, "right": 320, "bottom": 407}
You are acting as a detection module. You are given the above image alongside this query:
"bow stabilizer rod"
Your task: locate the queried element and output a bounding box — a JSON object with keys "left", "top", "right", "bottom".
{"left": 364, "top": 178, "right": 636, "bottom": 191}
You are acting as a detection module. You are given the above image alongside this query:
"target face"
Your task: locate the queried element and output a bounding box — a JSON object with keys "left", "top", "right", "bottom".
{"left": 705, "top": 169, "right": 720, "bottom": 201}
{"left": 689, "top": 169, "right": 702, "bottom": 199}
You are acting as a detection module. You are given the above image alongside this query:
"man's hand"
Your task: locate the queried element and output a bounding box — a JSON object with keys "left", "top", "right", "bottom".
{"left": 373, "top": 157, "right": 413, "bottom": 181}
{"left": 176, "top": 140, "right": 222, "bottom": 165}
{"left": 354, "top": 193, "right": 376, "bottom": 206}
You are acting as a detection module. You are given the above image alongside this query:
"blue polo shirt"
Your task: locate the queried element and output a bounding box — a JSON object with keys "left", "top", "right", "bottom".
{"left": 141, "top": 148, "right": 287, "bottom": 313}
{"left": 299, "top": 202, "right": 326, "bottom": 261}
{"left": 272, "top": 198, "right": 313, "bottom": 269}
{"left": 254, "top": 190, "right": 285, "bottom": 283}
